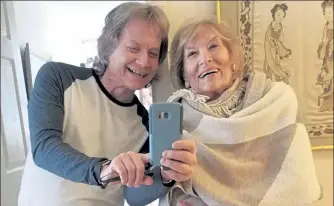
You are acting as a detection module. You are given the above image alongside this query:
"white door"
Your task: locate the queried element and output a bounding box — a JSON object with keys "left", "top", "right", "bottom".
{"left": 1, "top": 1, "right": 30, "bottom": 206}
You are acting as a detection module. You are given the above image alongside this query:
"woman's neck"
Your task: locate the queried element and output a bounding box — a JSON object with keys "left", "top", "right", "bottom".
{"left": 100, "top": 72, "right": 135, "bottom": 104}
{"left": 272, "top": 21, "right": 280, "bottom": 29}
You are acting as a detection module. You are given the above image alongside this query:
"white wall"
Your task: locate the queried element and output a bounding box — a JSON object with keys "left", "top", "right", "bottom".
{"left": 13, "top": 1, "right": 52, "bottom": 60}
{"left": 13, "top": 1, "right": 129, "bottom": 64}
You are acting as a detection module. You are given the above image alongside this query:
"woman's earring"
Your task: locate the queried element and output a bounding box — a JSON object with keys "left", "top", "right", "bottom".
{"left": 232, "top": 64, "right": 236, "bottom": 72}
{"left": 185, "top": 82, "right": 190, "bottom": 89}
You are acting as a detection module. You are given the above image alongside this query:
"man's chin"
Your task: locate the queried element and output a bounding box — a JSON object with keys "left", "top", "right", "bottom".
{"left": 128, "top": 83, "right": 149, "bottom": 91}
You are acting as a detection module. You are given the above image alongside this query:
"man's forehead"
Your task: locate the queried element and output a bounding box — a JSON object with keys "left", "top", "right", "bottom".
{"left": 122, "top": 20, "right": 161, "bottom": 47}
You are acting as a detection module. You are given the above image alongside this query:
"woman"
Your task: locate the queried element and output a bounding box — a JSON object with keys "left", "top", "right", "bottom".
{"left": 18, "top": 2, "right": 197, "bottom": 206}
{"left": 263, "top": 3, "right": 291, "bottom": 84}
{"left": 163, "top": 17, "right": 321, "bottom": 206}
{"left": 316, "top": 0, "right": 333, "bottom": 112}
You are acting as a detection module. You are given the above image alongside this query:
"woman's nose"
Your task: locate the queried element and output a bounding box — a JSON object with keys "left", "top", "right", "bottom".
{"left": 199, "top": 51, "right": 212, "bottom": 66}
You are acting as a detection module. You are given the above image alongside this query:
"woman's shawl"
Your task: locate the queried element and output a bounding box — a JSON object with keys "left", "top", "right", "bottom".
{"left": 160, "top": 71, "right": 321, "bottom": 206}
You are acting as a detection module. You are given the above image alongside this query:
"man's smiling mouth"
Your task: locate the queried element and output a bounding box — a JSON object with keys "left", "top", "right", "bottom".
{"left": 127, "top": 67, "right": 147, "bottom": 77}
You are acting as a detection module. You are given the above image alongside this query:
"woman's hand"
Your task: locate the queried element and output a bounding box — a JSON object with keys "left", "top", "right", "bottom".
{"left": 100, "top": 152, "right": 153, "bottom": 188}
{"left": 160, "top": 139, "right": 197, "bottom": 182}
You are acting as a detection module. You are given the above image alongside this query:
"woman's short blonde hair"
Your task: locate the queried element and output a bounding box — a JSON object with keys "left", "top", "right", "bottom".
{"left": 170, "top": 17, "right": 244, "bottom": 89}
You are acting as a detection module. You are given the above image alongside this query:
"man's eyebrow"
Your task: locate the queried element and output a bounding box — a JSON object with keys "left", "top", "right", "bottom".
{"left": 149, "top": 48, "right": 159, "bottom": 53}
{"left": 128, "top": 40, "right": 159, "bottom": 52}
{"left": 128, "top": 40, "right": 139, "bottom": 45}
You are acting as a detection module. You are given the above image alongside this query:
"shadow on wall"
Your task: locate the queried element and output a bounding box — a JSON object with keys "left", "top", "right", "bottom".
{"left": 312, "top": 150, "right": 333, "bottom": 206}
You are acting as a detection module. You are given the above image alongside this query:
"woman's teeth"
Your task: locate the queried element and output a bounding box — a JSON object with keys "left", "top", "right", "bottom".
{"left": 127, "top": 67, "right": 147, "bottom": 77}
{"left": 199, "top": 69, "right": 218, "bottom": 78}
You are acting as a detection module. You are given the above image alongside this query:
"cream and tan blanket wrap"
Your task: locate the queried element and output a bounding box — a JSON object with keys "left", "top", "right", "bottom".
{"left": 159, "top": 71, "right": 322, "bottom": 206}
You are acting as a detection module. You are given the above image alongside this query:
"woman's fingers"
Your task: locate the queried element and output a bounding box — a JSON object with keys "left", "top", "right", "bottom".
{"left": 172, "top": 140, "right": 196, "bottom": 154}
{"left": 161, "top": 167, "right": 189, "bottom": 182}
{"left": 160, "top": 157, "right": 192, "bottom": 175}
{"left": 162, "top": 150, "right": 197, "bottom": 165}
{"left": 160, "top": 139, "right": 197, "bottom": 182}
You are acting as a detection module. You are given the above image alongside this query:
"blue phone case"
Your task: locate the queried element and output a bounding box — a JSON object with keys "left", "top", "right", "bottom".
{"left": 149, "top": 102, "right": 183, "bottom": 168}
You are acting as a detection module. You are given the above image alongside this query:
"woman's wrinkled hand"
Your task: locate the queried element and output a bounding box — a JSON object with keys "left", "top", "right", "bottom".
{"left": 100, "top": 152, "right": 153, "bottom": 188}
{"left": 160, "top": 139, "right": 197, "bottom": 182}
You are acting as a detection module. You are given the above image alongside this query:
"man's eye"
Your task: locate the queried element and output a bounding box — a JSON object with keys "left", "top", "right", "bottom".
{"left": 149, "top": 52, "right": 158, "bottom": 58}
{"left": 128, "top": 47, "right": 139, "bottom": 52}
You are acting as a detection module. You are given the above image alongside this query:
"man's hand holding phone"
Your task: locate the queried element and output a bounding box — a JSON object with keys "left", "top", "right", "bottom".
{"left": 99, "top": 139, "right": 197, "bottom": 188}
{"left": 160, "top": 139, "right": 197, "bottom": 183}
{"left": 100, "top": 152, "right": 153, "bottom": 188}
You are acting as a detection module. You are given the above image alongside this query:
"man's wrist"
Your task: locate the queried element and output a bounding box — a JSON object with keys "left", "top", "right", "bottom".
{"left": 99, "top": 159, "right": 112, "bottom": 188}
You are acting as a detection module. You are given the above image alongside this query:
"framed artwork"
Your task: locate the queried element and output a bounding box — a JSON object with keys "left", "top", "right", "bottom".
{"left": 217, "top": 0, "right": 333, "bottom": 149}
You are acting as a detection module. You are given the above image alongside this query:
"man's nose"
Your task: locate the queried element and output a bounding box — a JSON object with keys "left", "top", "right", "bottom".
{"left": 136, "top": 52, "right": 150, "bottom": 68}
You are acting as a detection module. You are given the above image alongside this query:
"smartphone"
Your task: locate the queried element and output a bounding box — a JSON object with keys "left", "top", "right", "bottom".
{"left": 149, "top": 102, "right": 183, "bottom": 168}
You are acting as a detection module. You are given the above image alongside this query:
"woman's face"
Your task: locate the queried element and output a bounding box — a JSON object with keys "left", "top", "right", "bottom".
{"left": 274, "top": 8, "right": 285, "bottom": 23}
{"left": 324, "top": 6, "right": 333, "bottom": 22}
{"left": 106, "top": 18, "right": 161, "bottom": 90}
{"left": 183, "top": 26, "right": 234, "bottom": 100}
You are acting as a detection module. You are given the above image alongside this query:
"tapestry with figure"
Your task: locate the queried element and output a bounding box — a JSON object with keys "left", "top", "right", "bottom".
{"left": 236, "top": 0, "right": 333, "bottom": 146}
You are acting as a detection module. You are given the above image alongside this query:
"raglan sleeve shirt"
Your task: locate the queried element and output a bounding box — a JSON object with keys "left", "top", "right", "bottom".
{"left": 28, "top": 62, "right": 171, "bottom": 204}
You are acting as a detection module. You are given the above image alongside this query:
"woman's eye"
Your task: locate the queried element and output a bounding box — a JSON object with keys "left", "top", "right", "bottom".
{"left": 187, "top": 51, "right": 197, "bottom": 58}
{"left": 209, "top": 44, "right": 218, "bottom": 50}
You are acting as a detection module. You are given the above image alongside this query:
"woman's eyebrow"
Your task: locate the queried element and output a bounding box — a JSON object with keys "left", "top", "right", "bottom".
{"left": 185, "top": 46, "right": 196, "bottom": 50}
{"left": 208, "top": 36, "right": 219, "bottom": 44}
{"left": 185, "top": 35, "right": 219, "bottom": 50}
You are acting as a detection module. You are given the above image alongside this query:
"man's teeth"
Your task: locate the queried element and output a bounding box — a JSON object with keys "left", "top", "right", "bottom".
{"left": 127, "top": 67, "right": 147, "bottom": 77}
{"left": 200, "top": 69, "right": 218, "bottom": 78}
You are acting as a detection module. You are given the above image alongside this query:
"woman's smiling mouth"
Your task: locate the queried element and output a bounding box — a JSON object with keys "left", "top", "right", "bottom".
{"left": 199, "top": 69, "right": 219, "bottom": 79}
